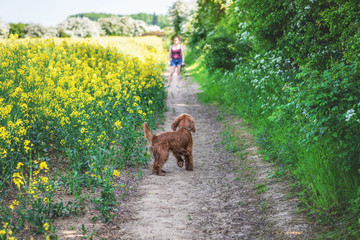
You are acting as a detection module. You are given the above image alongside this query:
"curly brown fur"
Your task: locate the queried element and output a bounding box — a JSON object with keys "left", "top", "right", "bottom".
{"left": 143, "top": 114, "right": 196, "bottom": 176}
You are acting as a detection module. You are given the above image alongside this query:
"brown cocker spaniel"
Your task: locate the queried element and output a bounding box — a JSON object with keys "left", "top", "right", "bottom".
{"left": 143, "top": 113, "right": 196, "bottom": 176}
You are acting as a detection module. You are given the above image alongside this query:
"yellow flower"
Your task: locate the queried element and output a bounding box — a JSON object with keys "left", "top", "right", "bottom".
{"left": 46, "top": 185, "right": 52, "bottom": 192}
{"left": 113, "top": 169, "right": 120, "bottom": 177}
{"left": 41, "top": 177, "right": 49, "bottom": 184}
{"left": 114, "top": 120, "right": 122, "bottom": 129}
{"left": 9, "top": 204, "right": 14, "bottom": 210}
{"left": 24, "top": 139, "right": 31, "bottom": 153}
{"left": 27, "top": 188, "right": 35, "bottom": 195}
{"left": 1, "top": 149, "right": 7, "bottom": 159}
{"left": 12, "top": 172, "right": 24, "bottom": 188}
{"left": 16, "top": 162, "right": 24, "bottom": 169}
{"left": 81, "top": 127, "right": 87, "bottom": 134}
{"left": 43, "top": 223, "right": 50, "bottom": 231}
{"left": 44, "top": 197, "right": 49, "bottom": 203}
{"left": 39, "top": 161, "right": 49, "bottom": 170}
{"left": 0, "top": 229, "right": 6, "bottom": 235}
{"left": 12, "top": 200, "right": 20, "bottom": 206}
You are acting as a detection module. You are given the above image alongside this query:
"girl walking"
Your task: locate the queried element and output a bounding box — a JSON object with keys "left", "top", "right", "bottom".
{"left": 166, "top": 35, "right": 185, "bottom": 88}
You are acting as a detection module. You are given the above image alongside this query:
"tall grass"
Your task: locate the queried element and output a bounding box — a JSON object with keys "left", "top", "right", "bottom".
{"left": 296, "top": 139, "right": 358, "bottom": 212}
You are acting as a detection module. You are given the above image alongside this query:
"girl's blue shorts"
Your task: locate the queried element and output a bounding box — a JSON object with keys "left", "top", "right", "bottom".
{"left": 170, "top": 58, "right": 182, "bottom": 67}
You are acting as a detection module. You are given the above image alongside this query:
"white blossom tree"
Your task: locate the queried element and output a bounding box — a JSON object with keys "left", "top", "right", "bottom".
{"left": 43, "top": 27, "right": 58, "bottom": 38}
{"left": 0, "top": 21, "right": 10, "bottom": 38}
{"left": 99, "top": 16, "right": 133, "bottom": 36}
{"left": 99, "top": 16, "right": 158, "bottom": 37}
{"left": 56, "top": 17, "right": 102, "bottom": 38}
{"left": 130, "top": 18, "right": 147, "bottom": 36}
{"left": 25, "top": 24, "right": 48, "bottom": 38}
{"left": 145, "top": 24, "right": 162, "bottom": 33}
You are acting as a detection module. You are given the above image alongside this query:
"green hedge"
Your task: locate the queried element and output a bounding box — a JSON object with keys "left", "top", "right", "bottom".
{"left": 189, "top": 0, "right": 360, "bottom": 236}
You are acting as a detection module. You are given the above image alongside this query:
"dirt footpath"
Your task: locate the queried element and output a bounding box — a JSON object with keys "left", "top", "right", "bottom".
{"left": 116, "top": 75, "right": 315, "bottom": 240}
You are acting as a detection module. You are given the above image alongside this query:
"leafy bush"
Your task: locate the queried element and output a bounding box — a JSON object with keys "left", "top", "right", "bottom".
{"left": 9, "top": 23, "right": 28, "bottom": 38}
{"left": 203, "top": 35, "right": 237, "bottom": 72}
{"left": 189, "top": 0, "right": 226, "bottom": 45}
{"left": 190, "top": 1, "right": 252, "bottom": 73}
{"left": 203, "top": 32, "right": 252, "bottom": 73}
{"left": 289, "top": 61, "right": 360, "bottom": 171}
{"left": 168, "top": 0, "right": 196, "bottom": 36}
{"left": 188, "top": 0, "right": 360, "bottom": 234}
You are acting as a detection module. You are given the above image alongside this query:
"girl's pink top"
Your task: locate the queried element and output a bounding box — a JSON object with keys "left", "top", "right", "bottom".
{"left": 171, "top": 47, "right": 182, "bottom": 60}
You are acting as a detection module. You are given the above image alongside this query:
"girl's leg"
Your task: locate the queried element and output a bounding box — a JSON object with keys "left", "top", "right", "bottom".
{"left": 167, "top": 66, "right": 176, "bottom": 87}
{"left": 176, "top": 65, "right": 181, "bottom": 86}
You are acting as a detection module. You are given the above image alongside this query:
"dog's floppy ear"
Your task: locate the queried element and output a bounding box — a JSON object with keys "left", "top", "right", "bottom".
{"left": 187, "top": 115, "right": 196, "bottom": 133}
{"left": 190, "top": 119, "right": 196, "bottom": 133}
{"left": 171, "top": 116, "right": 180, "bottom": 131}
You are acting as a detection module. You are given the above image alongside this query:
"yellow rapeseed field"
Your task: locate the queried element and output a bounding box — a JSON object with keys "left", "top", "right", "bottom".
{"left": 0, "top": 36, "right": 167, "bottom": 238}
{"left": 86, "top": 36, "right": 167, "bottom": 62}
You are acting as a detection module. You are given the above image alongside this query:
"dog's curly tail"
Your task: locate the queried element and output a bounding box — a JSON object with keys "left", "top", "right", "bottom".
{"left": 143, "top": 122, "right": 155, "bottom": 143}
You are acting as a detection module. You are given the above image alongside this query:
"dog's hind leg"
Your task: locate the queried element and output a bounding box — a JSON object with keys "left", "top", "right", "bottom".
{"left": 174, "top": 152, "right": 184, "bottom": 168}
{"left": 152, "top": 161, "right": 166, "bottom": 176}
{"left": 152, "top": 149, "right": 169, "bottom": 176}
{"left": 185, "top": 153, "right": 194, "bottom": 171}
